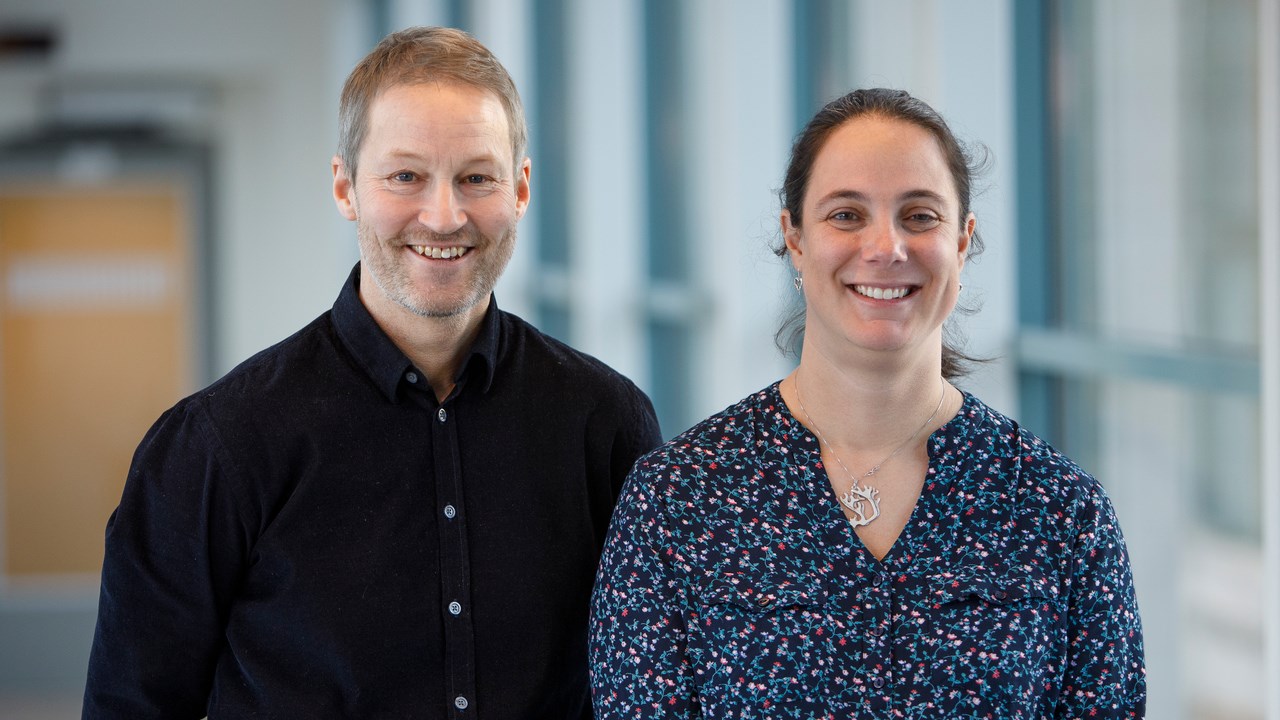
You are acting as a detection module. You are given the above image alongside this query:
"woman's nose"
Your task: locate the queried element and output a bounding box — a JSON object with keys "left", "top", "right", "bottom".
{"left": 862, "top": 219, "right": 908, "bottom": 263}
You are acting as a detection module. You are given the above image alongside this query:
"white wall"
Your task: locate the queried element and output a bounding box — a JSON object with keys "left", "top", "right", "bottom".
{"left": 0, "top": 0, "right": 366, "bottom": 698}
{"left": 0, "top": 0, "right": 358, "bottom": 379}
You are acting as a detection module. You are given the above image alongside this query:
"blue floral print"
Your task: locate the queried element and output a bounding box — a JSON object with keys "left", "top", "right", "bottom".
{"left": 590, "top": 383, "right": 1144, "bottom": 719}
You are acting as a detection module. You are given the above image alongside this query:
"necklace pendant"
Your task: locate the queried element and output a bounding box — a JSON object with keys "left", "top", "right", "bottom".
{"left": 838, "top": 482, "right": 881, "bottom": 527}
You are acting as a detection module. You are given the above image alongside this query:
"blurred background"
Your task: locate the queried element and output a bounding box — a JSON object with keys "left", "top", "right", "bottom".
{"left": 0, "top": 0, "right": 1275, "bottom": 718}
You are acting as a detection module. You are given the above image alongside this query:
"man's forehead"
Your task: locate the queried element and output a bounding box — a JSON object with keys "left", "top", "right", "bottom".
{"left": 366, "top": 82, "right": 507, "bottom": 134}
{"left": 374, "top": 79, "right": 504, "bottom": 112}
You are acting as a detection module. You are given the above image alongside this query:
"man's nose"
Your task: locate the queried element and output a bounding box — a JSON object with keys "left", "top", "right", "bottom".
{"left": 418, "top": 183, "right": 467, "bottom": 234}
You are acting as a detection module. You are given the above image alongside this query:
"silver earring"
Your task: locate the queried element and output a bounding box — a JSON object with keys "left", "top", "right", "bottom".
{"left": 794, "top": 275, "right": 803, "bottom": 292}
{"left": 958, "top": 283, "right": 965, "bottom": 292}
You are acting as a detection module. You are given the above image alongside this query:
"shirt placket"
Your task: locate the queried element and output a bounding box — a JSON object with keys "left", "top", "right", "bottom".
{"left": 862, "top": 562, "right": 894, "bottom": 714}
{"left": 431, "top": 399, "right": 477, "bottom": 718}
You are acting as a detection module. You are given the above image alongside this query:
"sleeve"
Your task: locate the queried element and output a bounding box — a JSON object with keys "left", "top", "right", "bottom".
{"left": 82, "top": 401, "right": 254, "bottom": 719}
{"left": 1058, "top": 484, "right": 1146, "bottom": 719}
{"left": 608, "top": 381, "right": 664, "bottom": 497}
{"left": 589, "top": 463, "right": 698, "bottom": 719}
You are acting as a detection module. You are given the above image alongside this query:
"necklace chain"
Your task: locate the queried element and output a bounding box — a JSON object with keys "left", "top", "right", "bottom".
{"left": 794, "top": 374, "right": 946, "bottom": 527}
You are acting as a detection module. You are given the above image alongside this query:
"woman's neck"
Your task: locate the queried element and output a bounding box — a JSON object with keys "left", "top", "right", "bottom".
{"left": 785, "top": 340, "right": 954, "bottom": 457}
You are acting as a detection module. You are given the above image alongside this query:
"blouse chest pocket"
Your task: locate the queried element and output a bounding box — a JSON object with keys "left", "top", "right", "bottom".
{"left": 687, "top": 575, "right": 833, "bottom": 713}
{"left": 914, "top": 571, "right": 1064, "bottom": 694}
{"left": 688, "top": 575, "right": 828, "bottom": 683}
{"left": 690, "top": 574, "right": 826, "bottom": 639}
{"left": 923, "top": 570, "right": 1064, "bottom": 657}
{"left": 700, "top": 574, "right": 822, "bottom": 610}
{"left": 930, "top": 572, "right": 1060, "bottom": 608}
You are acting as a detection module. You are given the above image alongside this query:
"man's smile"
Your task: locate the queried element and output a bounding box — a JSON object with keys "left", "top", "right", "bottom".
{"left": 411, "top": 245, "right": 470, "bottom": 259}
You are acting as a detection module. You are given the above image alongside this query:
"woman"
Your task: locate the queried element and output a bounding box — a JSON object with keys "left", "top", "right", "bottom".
{"left": 589, "top": 89, "right": 1145, "bottom": 719}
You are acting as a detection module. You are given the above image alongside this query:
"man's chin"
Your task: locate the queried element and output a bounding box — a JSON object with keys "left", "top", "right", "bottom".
{"left": 398, "top": 292, "right": 486, "bottom": 320}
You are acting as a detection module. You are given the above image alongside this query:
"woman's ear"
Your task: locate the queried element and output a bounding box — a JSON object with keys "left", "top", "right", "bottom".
{"left": 958, "top": 212, "right": 976, "bottom": 265}
{"left": 781, "top": 210, "right": 803, "bottom": 269}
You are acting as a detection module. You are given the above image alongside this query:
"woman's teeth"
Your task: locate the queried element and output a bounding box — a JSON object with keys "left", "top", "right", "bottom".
{"left": 853, "top": 285, "right": 910, "bottom": 300}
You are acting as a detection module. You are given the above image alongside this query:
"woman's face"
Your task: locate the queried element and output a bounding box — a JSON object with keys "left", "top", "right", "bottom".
{"left": 783, "top": 115, "right": 974, "bottom": 368}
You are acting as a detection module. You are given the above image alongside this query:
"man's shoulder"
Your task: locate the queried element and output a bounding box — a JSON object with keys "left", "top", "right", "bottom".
{"left": 178, "top": 311, "right": 345, "bottom": 417}
{"left": 497, "top": 310, "right": 642, "bottom": 393}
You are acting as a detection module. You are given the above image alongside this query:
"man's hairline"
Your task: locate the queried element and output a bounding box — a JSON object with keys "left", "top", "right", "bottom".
{"left": 347, "top": 79, "right": 527, "bottom": 175}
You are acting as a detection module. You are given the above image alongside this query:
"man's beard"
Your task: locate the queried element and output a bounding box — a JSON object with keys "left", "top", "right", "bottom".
{"left": 359, "top": 221, "right": 517, "bottom": 319}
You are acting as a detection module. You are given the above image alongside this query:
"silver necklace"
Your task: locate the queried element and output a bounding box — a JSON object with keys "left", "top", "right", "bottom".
{"left": 794, "top": 375, "right": 946, "bottom": 528}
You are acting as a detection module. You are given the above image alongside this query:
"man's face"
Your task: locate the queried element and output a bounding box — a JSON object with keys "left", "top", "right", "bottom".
{"left": 332, "top": 82, "right": 530, "bottom": 323}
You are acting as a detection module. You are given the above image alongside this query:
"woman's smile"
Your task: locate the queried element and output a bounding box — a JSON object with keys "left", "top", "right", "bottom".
{"left": 851, "top": 284, "right": 916, "bottom": 300}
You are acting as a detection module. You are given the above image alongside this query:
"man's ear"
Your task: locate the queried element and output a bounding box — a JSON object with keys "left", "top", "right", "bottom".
{"left": 332, "top": 155, "right": 357, "bottom": 221}
{"left": 513, "top": 157, "right": 531, "bottom": 220}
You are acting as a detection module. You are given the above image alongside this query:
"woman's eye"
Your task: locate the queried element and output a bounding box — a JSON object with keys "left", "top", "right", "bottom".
{"left": 905, "top": 212, "right": 941, "bottom": 226}
{"left": 830, "top": 211, "right": 858, "bottom": 223}
{"left": 392, "top": 171, "right": 417, "bottom": 183}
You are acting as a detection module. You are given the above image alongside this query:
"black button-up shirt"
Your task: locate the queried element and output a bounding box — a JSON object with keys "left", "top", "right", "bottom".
{"left": 83, "top": 265, "right": 662, "bottom": 719}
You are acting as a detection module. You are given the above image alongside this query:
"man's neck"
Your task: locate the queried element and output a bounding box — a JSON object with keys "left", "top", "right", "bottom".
{"left": 360, "top": 287, "right": 489, "bottom": 403}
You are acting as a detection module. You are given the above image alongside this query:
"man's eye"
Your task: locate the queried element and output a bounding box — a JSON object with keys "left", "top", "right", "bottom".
{"left": 392, "top": 172, "right": 417, "bottom": 183}
{"left": 464, "top": 174, "right": 489, "bottom": 184}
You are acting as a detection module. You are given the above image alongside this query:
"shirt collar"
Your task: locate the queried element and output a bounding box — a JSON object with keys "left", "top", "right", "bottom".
{"left": 332, "top": 263, "right": 501, "bottom": 402}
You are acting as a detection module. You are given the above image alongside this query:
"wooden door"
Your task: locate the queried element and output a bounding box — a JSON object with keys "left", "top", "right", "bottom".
{"left": 0, "top": 184, "right": 193, "bottom": 577}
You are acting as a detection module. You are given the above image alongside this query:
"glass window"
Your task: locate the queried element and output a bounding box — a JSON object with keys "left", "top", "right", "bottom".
{"left": 791, "top": 0, "right": 854, "bottom": 132}
{"left": 642, "top": 0, "right": 694, "bottom": 436}
{"left": 1016, "top": 1, "right": 1265, "bottom": 717}
{"left": 531, "top": 0, "right": 572, "bottom": 342}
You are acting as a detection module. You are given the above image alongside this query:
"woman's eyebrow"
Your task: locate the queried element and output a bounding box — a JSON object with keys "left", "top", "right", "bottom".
{"left": 814, "top": 189, "right": 869, "bottom": 205}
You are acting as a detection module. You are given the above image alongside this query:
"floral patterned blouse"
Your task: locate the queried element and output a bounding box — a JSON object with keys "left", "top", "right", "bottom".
{"left": 589, "top": 383, "right": 1145, "bottom": 719}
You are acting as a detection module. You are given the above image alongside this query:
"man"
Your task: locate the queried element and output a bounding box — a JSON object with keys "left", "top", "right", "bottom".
{"left": 83, "top": 26, "right": 662, "bottom": 719}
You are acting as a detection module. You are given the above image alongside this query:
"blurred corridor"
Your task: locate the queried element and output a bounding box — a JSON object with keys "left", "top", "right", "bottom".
{"left": 0, "top": 0, "right": 1276, "bottom": 718}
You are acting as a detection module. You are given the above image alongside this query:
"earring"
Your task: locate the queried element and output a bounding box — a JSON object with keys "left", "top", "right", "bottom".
{"left": 958, "top": 283, "right": 965, "bottom": 292}
{"left": 793, "top": 275, "right": 804, "bottom": 292}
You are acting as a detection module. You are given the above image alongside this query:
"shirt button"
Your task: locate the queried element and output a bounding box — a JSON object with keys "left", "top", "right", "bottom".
{"left": 869, "top": 625, "right": 884, "bottom": 637}
{"left": 443, "top": 504, "right": 456, "bottom": 519}
{"left": 871, "top": 676, "right": 885, "bottom": 689}
{"left": 755, "top": 596, "right": 772, "bottom": 608}
{"left": 437, "top": 408, "right": 447, "bottom": 423}
{"left": 406, "top": 371, "right": 418, "bottom": 384}
{"left": 454, "top": 696, "right": 468, "bottom": 710}
{"left": 448, "top": 601, "right": 462, "bottom": 616}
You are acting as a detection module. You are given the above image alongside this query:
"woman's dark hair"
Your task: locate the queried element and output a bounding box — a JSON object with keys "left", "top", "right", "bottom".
{"left": 774, "top": 88, "right": 988, "bottom": 380}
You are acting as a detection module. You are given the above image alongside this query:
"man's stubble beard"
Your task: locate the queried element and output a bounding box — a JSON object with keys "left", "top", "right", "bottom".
{"left": 358, "top": 221, "right": 517, "bottom": 319}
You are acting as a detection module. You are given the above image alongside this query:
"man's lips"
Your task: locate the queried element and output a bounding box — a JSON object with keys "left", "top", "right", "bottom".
{"left": 410, "top": 245, "right": 470, "bottom": 259}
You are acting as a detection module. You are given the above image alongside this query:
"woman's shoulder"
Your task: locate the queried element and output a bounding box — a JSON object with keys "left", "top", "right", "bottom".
{"left": 631, "top": 382, "right": 796, "bottom": 481}
{"left": 955, "top": 393, "right": 1112, "bottom": 513}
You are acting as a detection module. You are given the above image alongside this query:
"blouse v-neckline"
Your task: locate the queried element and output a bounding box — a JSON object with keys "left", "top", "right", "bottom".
{"left": 769, "top": 381, "right": 968, "bottom": 566}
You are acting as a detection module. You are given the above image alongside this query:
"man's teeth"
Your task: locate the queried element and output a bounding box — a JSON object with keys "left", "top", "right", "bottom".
{"left": 854, "top": 285, "right": 910, "bottom": 300}
{"left": 413, "top": 246, "right": 469, "bottom": 259}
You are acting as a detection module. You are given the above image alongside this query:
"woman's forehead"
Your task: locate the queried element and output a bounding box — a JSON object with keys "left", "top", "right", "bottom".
{"left": 807, "top": 116, "right": 958, "bottom": 205}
